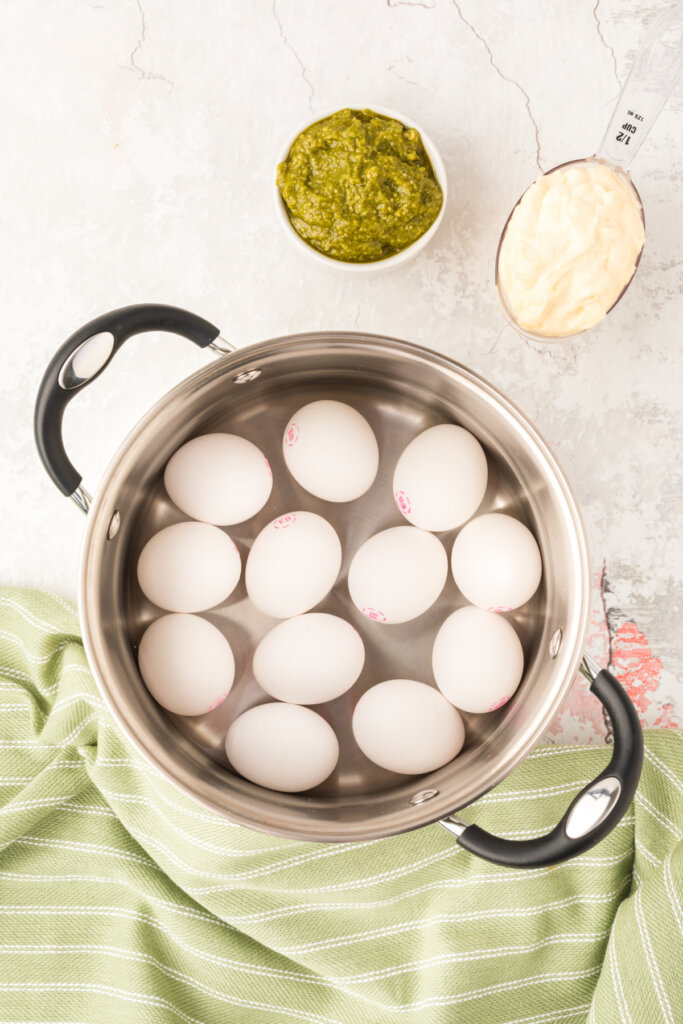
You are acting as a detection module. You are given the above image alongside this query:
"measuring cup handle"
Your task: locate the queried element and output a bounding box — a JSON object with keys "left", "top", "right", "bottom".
{"left": 440, "top": 667, "right": 643, "bottom": 868}
{"left": 34, "top": 305, "right": 221, "bottom": 505}
{"left": 596, "top": 5, "right": 683, "bottom": 170}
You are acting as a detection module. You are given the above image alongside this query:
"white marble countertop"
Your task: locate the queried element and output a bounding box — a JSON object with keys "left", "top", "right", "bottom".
{"left": 1, "top": 0, "right": 681, "bottom": 742}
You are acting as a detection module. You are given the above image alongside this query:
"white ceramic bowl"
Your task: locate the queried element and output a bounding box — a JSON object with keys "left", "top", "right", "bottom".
{"left": 273, "top": 105, "right": 447, "bottom": 272}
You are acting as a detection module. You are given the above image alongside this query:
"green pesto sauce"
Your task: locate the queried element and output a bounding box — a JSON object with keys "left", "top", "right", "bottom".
{"left": 276, "top": 108, "right": 443, "bottom": 263}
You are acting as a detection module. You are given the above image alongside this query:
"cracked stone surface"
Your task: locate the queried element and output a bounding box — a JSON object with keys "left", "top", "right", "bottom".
{"left": 452, "top": 1, "right": 543, "bottom": 173}
{"left": 0, "top": 0, "right": 680, "bottom": 745}
{"left": 128, "top": 0, "right": 174, "bottom": 88}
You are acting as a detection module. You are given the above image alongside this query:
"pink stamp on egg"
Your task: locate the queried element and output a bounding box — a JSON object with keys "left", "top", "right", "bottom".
{"left": 285, "top": 423, "right": 300, "bottom": 447}
{"left": 395, "top": 490, "right": 411, "bottom": 515}
{"left": 362, "top": 607, "right": 387, "bottom": 623}
{"left": 208, "top": 692, "right": 229, "bottom": 712}
{"left": 264, "top": 457, "right": 272, "bottom": 480}
{"left": 488, "top": 696, "right": 509, "bottom": 712}
{"left": 274, "top": 514, "right": 296, "bottom": 530}
{"left": 488, "top": 605, "right": 512, "bottom": 613}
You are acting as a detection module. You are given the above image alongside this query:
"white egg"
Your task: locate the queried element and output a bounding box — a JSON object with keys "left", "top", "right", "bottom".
{"left": 451, "top": 513, "right": 542, "bottom": 611}
{"left": 138, "top": 614, "right": 235, "bottom": 716}
{"left": 253, "top": 613, "right": 365, "bottom": 704}
{"left": 283, "top": 399, "right": 379, "bottom": 502}
{"left": 432, "top": 606, "right": 524, "bottom": 713}
{"left": 348, "top": 526, "right": 447, "bottom": 624}
{"left": 352, "top": 679, "right": 465, "bottom": 774}
{"left": 246, "top": 511, "right": 342, "bottom": 619}
{"left": 225, "top": 703, "right": 339, "bottom": 792}
{"left": 393, "top": 424, "right": 488, "bottom": 531}
{"left": 137, "top": 522, "right": 241, "bottom": 612}
{"left": 164, "top": 433, "right": 272, "bottom": 526}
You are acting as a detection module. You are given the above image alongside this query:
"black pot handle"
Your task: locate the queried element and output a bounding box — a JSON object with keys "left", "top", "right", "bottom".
{"left": 441, "top": 662, "right": 643, "bottom": 868}
{"left": 34, "top": 304, "right": 222, "bottom": 503}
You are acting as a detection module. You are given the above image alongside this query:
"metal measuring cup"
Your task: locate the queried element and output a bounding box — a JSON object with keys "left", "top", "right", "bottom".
{"left": 496, "top": 4, "right": 683, "bottom": 343}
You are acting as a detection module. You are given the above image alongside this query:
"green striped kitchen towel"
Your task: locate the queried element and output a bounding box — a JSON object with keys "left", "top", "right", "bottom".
{"left": 0, "top": 587, "right": 681, "bottom": 1023}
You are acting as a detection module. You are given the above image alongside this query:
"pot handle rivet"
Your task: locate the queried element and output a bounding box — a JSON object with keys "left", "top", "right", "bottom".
{"left": 549, "top": 627, "right": 563, "bottom": 659}
{"left": 107, "top": 510, "right": 121, "bottom": 540}
{"left": 233, "top": 369, "right": 262, "bottom": 384}
{"left": 409, "top": 788, "right": 439, "bottom": 806}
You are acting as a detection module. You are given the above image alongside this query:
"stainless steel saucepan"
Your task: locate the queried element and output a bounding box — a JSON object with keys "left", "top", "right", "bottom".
{"left": 34, "top": 304, "right": 643, "bottom": 867}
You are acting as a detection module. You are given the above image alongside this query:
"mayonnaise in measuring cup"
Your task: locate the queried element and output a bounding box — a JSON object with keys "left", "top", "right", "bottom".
{"left": 498, "top": 161, "right": 644, "bottom": 338}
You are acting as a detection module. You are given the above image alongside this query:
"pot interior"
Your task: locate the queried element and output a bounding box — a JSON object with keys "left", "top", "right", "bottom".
{"left": 81, "top": 333, "right": 590, "bottom": 841}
